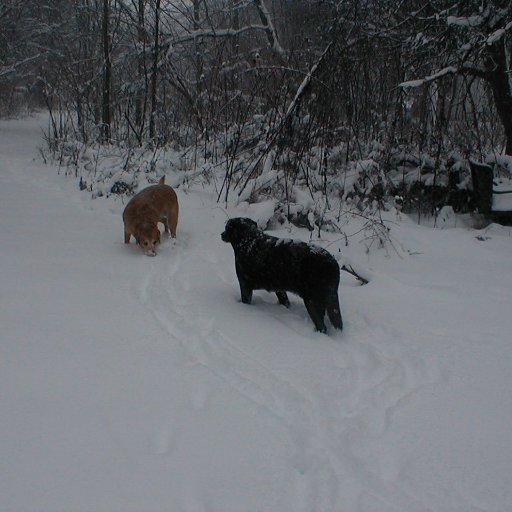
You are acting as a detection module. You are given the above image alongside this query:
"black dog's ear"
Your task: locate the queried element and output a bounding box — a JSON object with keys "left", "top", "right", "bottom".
{"left": 244, "top": 218, "right": 258, "bottom": 229}
{"left": 232, "top": 217, "right": 258, "bottom": 231}
{"left": 226, "top": 217, "right": 258, "bottom": 231}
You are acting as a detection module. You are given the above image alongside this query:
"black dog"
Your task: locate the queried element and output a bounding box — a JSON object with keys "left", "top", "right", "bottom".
{"left": 221, "top": 217, "right": 343, "bottom": 333}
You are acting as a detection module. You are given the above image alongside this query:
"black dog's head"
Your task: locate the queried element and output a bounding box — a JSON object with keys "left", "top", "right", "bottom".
{"left": 221, "top": 217, "right": 259, "bottom": 245}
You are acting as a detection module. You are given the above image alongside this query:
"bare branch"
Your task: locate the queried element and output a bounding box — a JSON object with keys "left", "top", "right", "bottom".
{"left": 340, "top": 264, "right": 369, "bottom": 286}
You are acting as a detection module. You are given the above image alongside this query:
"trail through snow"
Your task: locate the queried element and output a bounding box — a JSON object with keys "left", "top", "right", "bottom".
{"left": 1, "top": 114, "right": 512, "bottom": 511}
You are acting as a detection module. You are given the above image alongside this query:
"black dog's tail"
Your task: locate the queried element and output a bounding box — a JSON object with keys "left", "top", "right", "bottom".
{"left": 326, "top": 289, "right": 343, "bottom": 331}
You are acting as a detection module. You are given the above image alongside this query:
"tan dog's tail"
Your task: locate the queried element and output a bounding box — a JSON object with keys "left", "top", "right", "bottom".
{"left": 158, "top": 176, "right": 165, "bottom": 185}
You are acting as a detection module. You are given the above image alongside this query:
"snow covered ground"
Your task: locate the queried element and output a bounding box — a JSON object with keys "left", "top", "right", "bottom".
{"left": 1, "top": 114, "right": 512, "bottom": 512}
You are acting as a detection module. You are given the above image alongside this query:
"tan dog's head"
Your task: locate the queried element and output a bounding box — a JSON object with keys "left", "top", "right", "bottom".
{"left": 136, "top": 224, "right": 161, "bottom": 256}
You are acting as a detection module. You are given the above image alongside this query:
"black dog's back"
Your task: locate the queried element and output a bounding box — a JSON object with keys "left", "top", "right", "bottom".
{"left": 244, "top": 236, "right": 337, "bottom": 294}
{"left": 222, "top": 218, "right": 343, "bottom": 333}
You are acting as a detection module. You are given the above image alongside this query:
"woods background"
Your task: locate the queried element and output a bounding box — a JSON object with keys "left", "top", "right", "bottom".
{"left": 2, "top": 0, "right": 512, "bottom": 222}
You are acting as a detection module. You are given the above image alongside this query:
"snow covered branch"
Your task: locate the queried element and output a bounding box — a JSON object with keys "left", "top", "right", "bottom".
{"left": 163, "top": 0, "right": 286, "bottom": 61}
{"left": 164, "top": 24, "right": 270, "bottom": 49}
{"left": 400, "top": 66, "right": 458, "bottom": 88}
{"left": 236, "top": 41, "right": 333, "bottom": 194}
{"left": 399, "top": 62, "right": 488, "bottom": 89}
{"left": 447, "top": 15, "right": 484, "bottom": 28}
{"left": 0, "top": 54, "right": 44, "bottom": 79}
{"left": 252, "top": 0, "right": 286, "bottom": 61}
{"left": 284, "top": 41, "right": 333, "bottom": 118}
{"left": 486, "top": 20, "right": 512, "bottom": 45}
{"left": 447, "top": 13, "right": 512, "bottom": 46}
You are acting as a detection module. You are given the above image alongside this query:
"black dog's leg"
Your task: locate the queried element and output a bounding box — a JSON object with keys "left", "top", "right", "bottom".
{"left": 304, "top": 297, "right": 327, "bottom": 333}
{"left": 276, "top": 290, "right": 290, "bottom": 308}
{"left": 326, "top": 290, "right": 343, "bottom": 330}
{"left": 239, "top": 281, "right": 253, "bottom": 304}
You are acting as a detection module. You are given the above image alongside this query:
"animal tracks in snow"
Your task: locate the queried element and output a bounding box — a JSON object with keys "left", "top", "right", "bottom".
{"left": 148, "top": 427, "right": 174, "bottom": 456}
{"left": 130, "top": 218, "right": 444, "bottom": 510}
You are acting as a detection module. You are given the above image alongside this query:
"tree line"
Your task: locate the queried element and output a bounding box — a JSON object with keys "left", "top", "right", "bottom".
{"left": 2, "top": 1, "right": 511, "bottom": 210}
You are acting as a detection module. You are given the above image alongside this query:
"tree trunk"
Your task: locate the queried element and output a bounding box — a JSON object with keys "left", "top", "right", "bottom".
{"left": 193, "top": 0, "right": 203, "bottom": 134}
{"left": 231, "top": 0, "right": 240, "bottom": 56}
{"left": 135, "top": 0, "right": 147, "bottom": 141}
{"left": 485, "top": 41, "right": 512, "bottom": 155}
{"left": 149, "top": 0, "right": 160, "bottom": 142}
{"left": 101, "top": 0, "right": 112, "bottom": 143}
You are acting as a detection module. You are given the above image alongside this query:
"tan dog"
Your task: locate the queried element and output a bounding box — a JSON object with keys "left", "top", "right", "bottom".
{"left": 122, "top": 176, "right": 179, "bottom": 256}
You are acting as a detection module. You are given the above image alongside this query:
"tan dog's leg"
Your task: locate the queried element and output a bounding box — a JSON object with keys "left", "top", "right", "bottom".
{"left": 169, "top": 215, "right": 177, "bottom": 238}
{"left": 124, "top": 229, "right": 131, "bottom": 244}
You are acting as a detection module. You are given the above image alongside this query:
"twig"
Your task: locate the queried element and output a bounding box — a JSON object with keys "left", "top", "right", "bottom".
{"left": 340, "top": 264, "right": 369, "bottom": 285}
